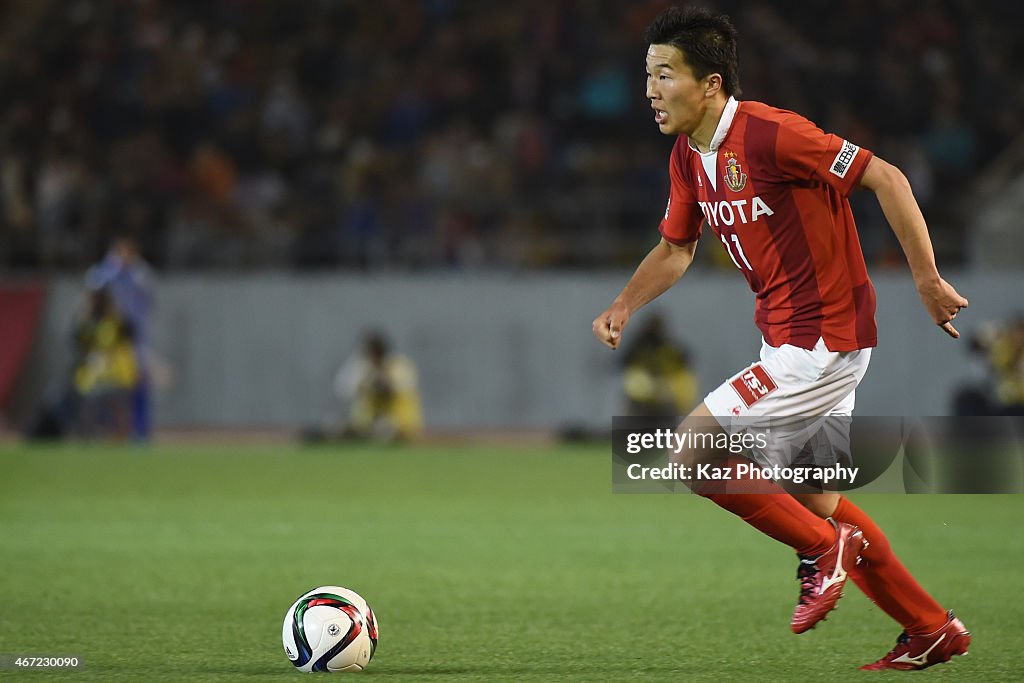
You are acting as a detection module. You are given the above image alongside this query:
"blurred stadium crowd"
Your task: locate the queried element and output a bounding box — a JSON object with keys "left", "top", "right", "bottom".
{"left": 0, "top": 0, "right": 1020, "bottom": 271}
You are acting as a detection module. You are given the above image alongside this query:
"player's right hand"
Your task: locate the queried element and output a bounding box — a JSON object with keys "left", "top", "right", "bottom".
{"left": 592, "top": 302, "right": 630, "bottom": 350}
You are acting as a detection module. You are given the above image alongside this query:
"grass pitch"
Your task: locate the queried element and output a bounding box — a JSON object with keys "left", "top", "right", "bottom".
{"left": 0, "top": 440, "right": 1020, "bottom": 681}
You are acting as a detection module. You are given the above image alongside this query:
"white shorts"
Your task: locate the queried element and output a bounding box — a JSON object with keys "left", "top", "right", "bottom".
{"left": 704, "top": 337, "right": 871, "bottom": 420}
{"left": 702, "top": 338, "right": 871, "bottom": 471}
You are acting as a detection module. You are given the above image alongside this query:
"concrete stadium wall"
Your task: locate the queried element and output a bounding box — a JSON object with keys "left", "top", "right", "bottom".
{"left": 18, "top": 270, "right": 1022, "bottom": 430}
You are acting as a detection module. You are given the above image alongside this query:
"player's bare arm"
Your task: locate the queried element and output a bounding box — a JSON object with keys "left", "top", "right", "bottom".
{"left": 592, "top": 237, "right": 696, "bottom": 349}
{"left": 859, "top": 156, "right": 968, "bottom": 338}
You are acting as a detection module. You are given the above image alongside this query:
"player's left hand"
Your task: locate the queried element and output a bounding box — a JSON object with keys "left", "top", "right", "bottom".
{"left": 916, "top": 277, "right": 968, "bottom": 338}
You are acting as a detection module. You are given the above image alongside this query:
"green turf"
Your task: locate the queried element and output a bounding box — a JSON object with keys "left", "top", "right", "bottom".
{"left": 0, "top": 441, "right": 1019, "bottom": 681}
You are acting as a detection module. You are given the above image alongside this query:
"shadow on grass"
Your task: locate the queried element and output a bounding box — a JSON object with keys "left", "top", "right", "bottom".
{"left": 361, "top": 663, "right": 690, "bottom": 677}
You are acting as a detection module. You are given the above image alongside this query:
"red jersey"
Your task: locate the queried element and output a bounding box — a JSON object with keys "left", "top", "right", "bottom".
{"left": 659, "top": 99, "right": 877, "bottom": 351}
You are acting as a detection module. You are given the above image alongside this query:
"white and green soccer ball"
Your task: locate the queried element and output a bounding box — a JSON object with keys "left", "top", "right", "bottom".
{"left": 282, "top": 586, "right": 379, "bottom": 673}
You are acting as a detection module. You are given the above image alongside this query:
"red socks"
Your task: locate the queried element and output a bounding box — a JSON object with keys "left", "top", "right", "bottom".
{"left": 830, "top": 496, "right": 949, "bottom": 635}
{"left": 698, "top": 487, "right": 949, "bottom": 636}
{"left": 701, "top": 489, "right": 835, "bottom": 557}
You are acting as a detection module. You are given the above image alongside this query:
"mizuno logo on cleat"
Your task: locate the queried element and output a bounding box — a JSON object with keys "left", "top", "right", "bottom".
{"left": 892, "top": 634, "right": 946, "bottom": 666}
{"left": 819, "top": 536, "right": 847, "bottom": 594}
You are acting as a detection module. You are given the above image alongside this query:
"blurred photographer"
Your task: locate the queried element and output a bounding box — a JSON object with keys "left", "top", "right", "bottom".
{"left": 621, "top": 314, "right": 697, "bottom": 416}
{"left": 333, "top": 331, "right": 424, "bottom": 442}
{"left": 954, "top": 314, "right": 1024, "bottom": 416}
{"left": 72, "top": 287, "right": 139, "bottom": 438}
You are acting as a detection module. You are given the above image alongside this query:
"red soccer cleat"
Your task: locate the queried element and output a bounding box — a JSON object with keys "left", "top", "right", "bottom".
{"left": 860, "top": 611, "right": 971, "bottom": 671}
{"left": 791, "top": 520, "right": 865, "bottom": 634}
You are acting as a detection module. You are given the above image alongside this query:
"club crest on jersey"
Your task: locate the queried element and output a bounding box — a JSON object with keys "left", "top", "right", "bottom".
{"left": 723, "top": 152, "right": 747, "bottom": 192}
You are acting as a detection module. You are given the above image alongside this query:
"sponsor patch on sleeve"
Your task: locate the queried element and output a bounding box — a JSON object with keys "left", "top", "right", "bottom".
{"left": 730, "top": 364, "right": 779, "bottom": 408}
{"left": 829, "top": 139, "right": 860, "bottom": 179}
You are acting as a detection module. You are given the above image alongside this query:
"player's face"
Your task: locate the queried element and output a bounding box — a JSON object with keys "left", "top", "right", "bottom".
{"left": 645, "top": 44, "right": 709, "bottom": 136}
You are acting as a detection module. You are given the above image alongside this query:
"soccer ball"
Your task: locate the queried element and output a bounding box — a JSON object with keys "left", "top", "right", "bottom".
{"left": 282, "top": 586, "right": 379, "bottom": 673}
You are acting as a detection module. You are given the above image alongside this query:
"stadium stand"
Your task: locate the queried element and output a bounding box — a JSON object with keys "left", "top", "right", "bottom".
{"left": 0, "top": 0, "right": 1020, "bottom": 272}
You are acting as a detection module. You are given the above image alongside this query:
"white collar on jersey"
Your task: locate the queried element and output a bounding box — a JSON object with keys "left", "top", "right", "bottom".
{"left": 687, "top": 96, "right": 739, "bottom": 154}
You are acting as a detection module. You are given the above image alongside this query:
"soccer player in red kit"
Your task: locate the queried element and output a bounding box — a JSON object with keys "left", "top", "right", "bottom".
{"left": 592, "top": 6, "right": 971, "bottom": 671}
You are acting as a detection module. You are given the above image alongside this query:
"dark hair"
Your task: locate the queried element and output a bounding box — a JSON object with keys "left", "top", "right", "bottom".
{"left": 364, "top": 331, "right": 389, "bottom": 360}
{"left": 645, "top": 6, "right": 741, "bottom": 97}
